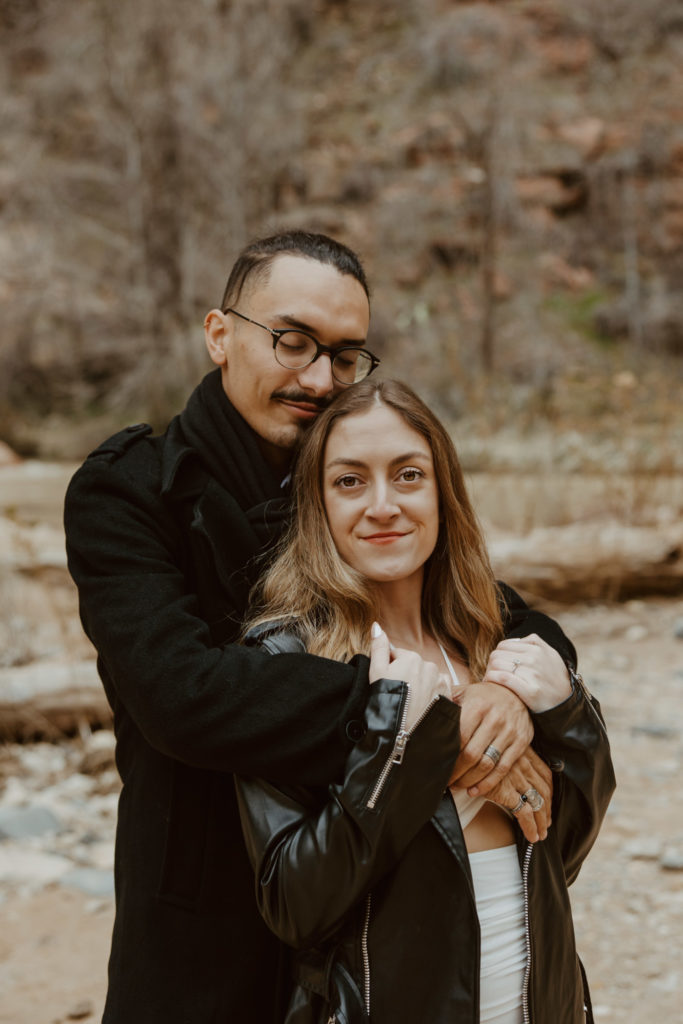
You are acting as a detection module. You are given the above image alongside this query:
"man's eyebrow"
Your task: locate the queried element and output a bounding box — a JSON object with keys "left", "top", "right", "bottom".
{"left": 276, "top": 313, "right": 366, "bottom": 347}
{"left": 325, "top": 451, "right": 431, "bottom": 470}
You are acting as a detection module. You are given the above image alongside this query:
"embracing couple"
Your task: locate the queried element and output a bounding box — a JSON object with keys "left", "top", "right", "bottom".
{"left": 65, "top": 231, "right": 614, "bottom": 1024}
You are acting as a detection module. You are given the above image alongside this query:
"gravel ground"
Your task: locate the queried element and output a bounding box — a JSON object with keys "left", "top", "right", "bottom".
{"left": 1, "top": 596, "right": 682, "bottom": 1024}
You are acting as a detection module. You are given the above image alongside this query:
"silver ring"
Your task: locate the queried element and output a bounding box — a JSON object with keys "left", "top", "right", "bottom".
{"left": 483, "top": 744, "right": 501, "bottom": 766}
{"left": 524, "top": 787, "right": 544, "bottom": 811}
{"left": 511, "top": 659, "right": 521, "bottom": 675}
{"left": 510, "top": 795, "right": 526, "bottom": 814}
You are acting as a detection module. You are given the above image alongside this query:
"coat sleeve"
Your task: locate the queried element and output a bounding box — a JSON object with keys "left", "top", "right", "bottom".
{"left": 64, "top": 447, "right": 368, "bottom": 786}
{"left": 498, "top": 582, "right": 577, "bottom": 669}
{"left": 235, "top": 683, "right": 461, "bottom": 950}
{"left": 531, "top": 679, "right": 615, "bottom": 885}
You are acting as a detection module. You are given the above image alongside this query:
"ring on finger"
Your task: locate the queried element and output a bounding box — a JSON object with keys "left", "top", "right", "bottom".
{"left": 511, "top": 659, "right": 521, "bottom": 675}
{"left": 483, "top": 744, "right": 501, "bottom": 766}
{"left": 523, "top": 787, "right": 544, "bottom": 811}
{"left": 510, "top": 795, "right": 527, "bottom": 814}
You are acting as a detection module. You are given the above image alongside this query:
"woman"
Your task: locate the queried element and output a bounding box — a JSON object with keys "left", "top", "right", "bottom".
{"left": 236, "top": 380, "right": 614, "bottom": 1023}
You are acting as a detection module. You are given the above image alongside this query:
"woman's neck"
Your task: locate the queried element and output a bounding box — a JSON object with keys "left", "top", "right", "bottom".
{"left": 375, "top": 574, "right": 428, "bottom": 652}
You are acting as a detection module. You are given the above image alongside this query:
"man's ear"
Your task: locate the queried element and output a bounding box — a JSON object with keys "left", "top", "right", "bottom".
{"left": 204, "top": 309, "right": 230, "bottom": 367}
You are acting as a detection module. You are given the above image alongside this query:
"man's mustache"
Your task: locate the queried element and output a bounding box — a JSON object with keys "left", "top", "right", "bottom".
{"left": 271, "top": 389, "right": 332, "bottom": 411}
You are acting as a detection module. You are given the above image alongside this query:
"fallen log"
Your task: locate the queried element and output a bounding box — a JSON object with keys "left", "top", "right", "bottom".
{"left": 488, "top": 520, "right": 683, "bottom": 603}
{"left": 0, "top": 661, "right": 110, "bottom": 742}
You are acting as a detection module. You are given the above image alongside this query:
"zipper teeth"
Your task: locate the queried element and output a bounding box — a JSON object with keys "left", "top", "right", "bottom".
{"left": 366, "top": 684, "right": 412, "bottom": 809}
{"left": 365, "top": 692, "right": 442, "bottom": 809}
{"left": 521, "top": 843, "right": 534, "bottom": 1024}
{"left": 408, "top": 694, "right": 439, "bottom": 733}
{"left": 361, "top": 892, "right": 372, "bottom": 1016}
{"left": 573, "top": 670, "right": 608, "bottom": 736}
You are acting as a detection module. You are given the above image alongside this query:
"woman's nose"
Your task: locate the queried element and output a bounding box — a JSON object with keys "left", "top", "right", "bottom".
{"left": 366, "top": 485, "right": 400, "bottom": 520}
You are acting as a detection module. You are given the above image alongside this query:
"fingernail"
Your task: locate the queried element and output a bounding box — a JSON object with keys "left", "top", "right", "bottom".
{"left": 371, "top": 622, "right": 383, "bottom": 638}
{"left": 468, "top": 786, "right": 479, "bottom": 797}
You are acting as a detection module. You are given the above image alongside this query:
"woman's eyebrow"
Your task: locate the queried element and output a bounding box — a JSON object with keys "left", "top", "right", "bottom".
{"left": 325, "top": 451, "right": 431, "bottom": 470}
{"left": 325, "top": 457, "right": 367, "bottom": 470}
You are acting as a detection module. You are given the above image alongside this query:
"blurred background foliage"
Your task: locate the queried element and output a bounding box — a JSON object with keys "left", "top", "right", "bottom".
{"left": 1, "top": 0, "right": 682, "bottom": 462}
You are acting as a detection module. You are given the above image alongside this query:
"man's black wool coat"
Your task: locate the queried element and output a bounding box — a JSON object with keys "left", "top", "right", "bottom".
{"left": 64, "top": 369, "right": 576, "bottom": 1023}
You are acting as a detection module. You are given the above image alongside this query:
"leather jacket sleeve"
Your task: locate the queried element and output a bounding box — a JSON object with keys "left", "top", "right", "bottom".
{"left": 532, "top": 678, "right": 615, "bottom": 885}
{"left": 235, "top": 680, "right": 461, "bottom": 950}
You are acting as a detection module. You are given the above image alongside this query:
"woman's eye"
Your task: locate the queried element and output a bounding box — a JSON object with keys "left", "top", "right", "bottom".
{"left": 398, "top": 468, "right": 423, "bottom": 483}
{"left": 335, "top": 475, "right": 360, "bottom": 488}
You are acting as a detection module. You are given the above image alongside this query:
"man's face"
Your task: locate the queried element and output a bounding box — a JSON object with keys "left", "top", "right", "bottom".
{"left": 205, "top": 254, "right": 370, "bottom": 471}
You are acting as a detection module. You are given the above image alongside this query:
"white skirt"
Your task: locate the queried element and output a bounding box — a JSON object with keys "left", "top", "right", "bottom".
{"left": 468, "top": 844, "right": 527, "bottom": 1024}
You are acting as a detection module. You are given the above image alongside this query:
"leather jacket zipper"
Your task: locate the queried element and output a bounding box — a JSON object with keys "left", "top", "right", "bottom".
{"left": 361, "top": 892, "right": 372, "bottom": 1016}
{"left": 521, "top": 842, "right": 534, "bottom": 1024}
{"left": 366, "top": 689, "right": 440, "bottom": 809}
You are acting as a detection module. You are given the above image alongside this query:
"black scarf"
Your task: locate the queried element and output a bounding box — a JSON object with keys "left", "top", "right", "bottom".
{"left": 179, "top": 369, "right": 291, "bottom": 548}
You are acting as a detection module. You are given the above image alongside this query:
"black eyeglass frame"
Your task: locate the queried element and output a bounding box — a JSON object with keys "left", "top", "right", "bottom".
{"left": 224, "top": 307, "right": 380, "bottom": 384}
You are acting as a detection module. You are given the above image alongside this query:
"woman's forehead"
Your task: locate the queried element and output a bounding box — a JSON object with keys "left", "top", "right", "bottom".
{"left": 325, "top": 405, "right": 432, "bottom": 462}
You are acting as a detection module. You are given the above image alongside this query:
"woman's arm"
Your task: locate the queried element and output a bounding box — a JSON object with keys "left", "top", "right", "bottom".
{"left": 483, "top": 634, "right": 615, "bottom": 875}
{"left": 532, "top": 678, "right": 615, "bottom": 883}
{"left": 235, "top": 680, "right": 460, "bottom": 950}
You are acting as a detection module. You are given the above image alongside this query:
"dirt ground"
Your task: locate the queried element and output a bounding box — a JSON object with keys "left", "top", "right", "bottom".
{"left": 1, "top": 596, "right": 682, "bottom": 1023}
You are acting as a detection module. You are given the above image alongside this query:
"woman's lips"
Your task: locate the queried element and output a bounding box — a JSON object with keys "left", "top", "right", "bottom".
{"left": 361, "top": 532, "right": 407, "bottom": 545}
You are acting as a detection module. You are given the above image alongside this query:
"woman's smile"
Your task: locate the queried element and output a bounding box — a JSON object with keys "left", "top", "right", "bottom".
{"left": 361, "top": 530, "right": 411, "bottom": 543}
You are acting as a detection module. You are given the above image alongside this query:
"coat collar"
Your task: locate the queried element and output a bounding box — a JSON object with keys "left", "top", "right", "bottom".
{"left": 159, "top": 414, "right": 206, "bottom": 503}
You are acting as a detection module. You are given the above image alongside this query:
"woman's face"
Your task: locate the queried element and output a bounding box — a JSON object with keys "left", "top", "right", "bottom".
{"left": 322, "top": 404, "right": 440, "bottom": 586}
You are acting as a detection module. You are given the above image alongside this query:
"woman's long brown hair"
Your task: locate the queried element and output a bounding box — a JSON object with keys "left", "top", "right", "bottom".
{"left": 246, "top": 379, "right": 504, "bottom": 678}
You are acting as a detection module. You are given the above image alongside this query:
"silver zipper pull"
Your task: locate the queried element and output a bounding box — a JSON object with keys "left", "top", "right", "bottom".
{"left": 391, "top": 730, "right": 409, "bottom": 764}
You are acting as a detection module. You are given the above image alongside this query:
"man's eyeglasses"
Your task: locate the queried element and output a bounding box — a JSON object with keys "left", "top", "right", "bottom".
{"left": 224, "top": 308, "right": 380, "bottom": 385}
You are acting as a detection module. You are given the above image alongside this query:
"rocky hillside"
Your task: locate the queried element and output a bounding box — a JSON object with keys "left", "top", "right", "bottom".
{"left": 1, "top": 0, "right": 682, "bottom": 455}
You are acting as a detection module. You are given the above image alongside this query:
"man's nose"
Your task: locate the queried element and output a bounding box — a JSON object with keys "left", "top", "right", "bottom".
{"left": 297, "top": 353, "right": 337, "bottom": 397}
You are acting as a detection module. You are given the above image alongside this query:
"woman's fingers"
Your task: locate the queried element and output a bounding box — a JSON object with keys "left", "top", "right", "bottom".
{"left": 368, "top": 625, "right": 450, "bottom": 729}
{"left": 483, "top": 634, "right": 572, "bottom": 713}
{"left": 369, "top": 622, "right": 391, "bottom": 683}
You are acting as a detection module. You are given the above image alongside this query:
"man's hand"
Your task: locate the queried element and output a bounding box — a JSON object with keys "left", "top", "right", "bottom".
{"left": 480, "top": 747, "right": 552, "bottom": 843}
{"left": 448, "top": 682, "right": 533, "bottom": 796}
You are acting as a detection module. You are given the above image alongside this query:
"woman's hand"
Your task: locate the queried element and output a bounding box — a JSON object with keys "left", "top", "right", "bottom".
{"left": 369, "top": 624, "right": 451, "bottom": 731}
{"left": 483, "top": 634, "right": 572, "bottom": 713}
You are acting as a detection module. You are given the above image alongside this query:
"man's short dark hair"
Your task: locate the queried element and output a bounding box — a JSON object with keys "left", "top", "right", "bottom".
{"left": 220, "top": 230, "right": 370, "bottom": 311}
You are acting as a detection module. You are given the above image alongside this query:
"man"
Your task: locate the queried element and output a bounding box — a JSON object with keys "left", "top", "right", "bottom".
{"left": 65, "top": 231, "right": 575, "bottom": 1022}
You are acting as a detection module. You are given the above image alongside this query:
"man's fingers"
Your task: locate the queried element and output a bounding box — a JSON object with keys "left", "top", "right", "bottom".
{"left": 512, "top": 802, "right": 541, "bottom": 844}
{"left": 483, "top": 776, "right": 541, "bottom": 844}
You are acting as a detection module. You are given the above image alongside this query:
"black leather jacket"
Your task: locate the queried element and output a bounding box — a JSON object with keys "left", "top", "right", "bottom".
{"left": 236, "top": 633, "right": 615, "bottom": 1024}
